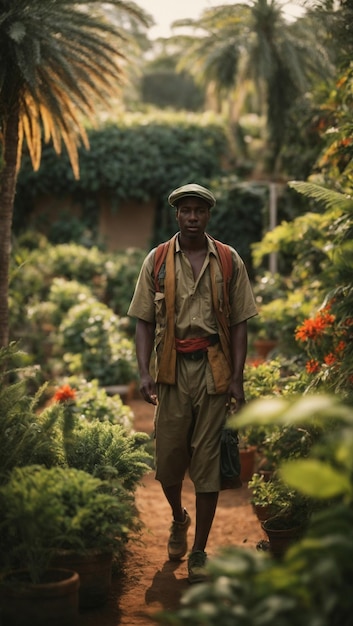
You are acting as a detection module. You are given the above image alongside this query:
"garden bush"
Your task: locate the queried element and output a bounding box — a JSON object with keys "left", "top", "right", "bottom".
{"left": 0, "top": 346, "right": 150, "bottom": 489}
{"left": 59, "top": 300, "right": 136, "bottom": 385}
{"left": 9, "top": 239, "right": 143, "bottom": 381}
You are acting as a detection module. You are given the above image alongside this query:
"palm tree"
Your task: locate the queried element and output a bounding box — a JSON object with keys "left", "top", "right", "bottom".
{"left": 0, "top": 0, "right": 151, "bottom": 348}
{"left": 172, "top": 0, "right": 333, "bottom": 172}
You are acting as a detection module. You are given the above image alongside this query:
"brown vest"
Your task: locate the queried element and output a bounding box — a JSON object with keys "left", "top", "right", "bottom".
{"left": 155, "top": 235, "right": 232, "bottom": 392}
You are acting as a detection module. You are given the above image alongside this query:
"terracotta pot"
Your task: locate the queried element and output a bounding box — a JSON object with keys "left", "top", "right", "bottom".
{"left": 261, "top": 516, "right": 304, "bottom": 558}
{"left": 51, "top": 549, "right": 113, "bottom": 608}
{"left": 239, "top": 446, "right": 257, "bottom": 482}
{"left": 0, "top": 568, "right": 79, "bottom": 626}
{"left": 253, "top": 339, "right": 278, "bottom": 359}
{"left": 258, "top": 468, "right": 274, "bottom": 482}
{"left": 252, "top": 503, "right": 275, "bottom": 522}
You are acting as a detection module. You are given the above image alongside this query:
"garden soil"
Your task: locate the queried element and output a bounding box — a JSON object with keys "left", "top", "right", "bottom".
{"left": 78, "top": 399, "right": 265, "bottom": 626}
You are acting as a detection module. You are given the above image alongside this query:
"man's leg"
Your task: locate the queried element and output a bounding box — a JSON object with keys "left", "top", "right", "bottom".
{"left": 162, "top": 483, "right": 185, "bottom": 522}
{"left": 191, "top": 491, "right": 219, "bottom": 552}
{"left": 187, "top": 491, "right": 218, "bottom": 583}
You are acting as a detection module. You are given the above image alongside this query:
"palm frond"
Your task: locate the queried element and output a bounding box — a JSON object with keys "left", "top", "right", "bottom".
{"left": 0, "top": 0, "right": 149, "bottom": 177}
{"left": 289, "top": 181, "right": 353, "bottom": 212}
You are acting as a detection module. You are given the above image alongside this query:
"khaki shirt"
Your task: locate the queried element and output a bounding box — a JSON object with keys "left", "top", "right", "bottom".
{"left": 128, "top": 234, "right": 257, "bottom": 339}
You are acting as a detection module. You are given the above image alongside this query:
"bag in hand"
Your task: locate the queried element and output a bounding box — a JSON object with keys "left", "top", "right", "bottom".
{"left": 220, "top": 428, "right": 242, "bottom": 490}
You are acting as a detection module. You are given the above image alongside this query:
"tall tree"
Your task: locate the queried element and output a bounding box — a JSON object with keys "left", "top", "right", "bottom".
{"left": 0, "top": 0, "right": 151, "bottom": 347}
{"left": 172, "top": 0, "right": 333, "bottom": 172}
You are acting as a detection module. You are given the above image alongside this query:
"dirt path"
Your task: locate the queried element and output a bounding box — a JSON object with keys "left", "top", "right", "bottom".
{"left": 79, "top": 400, "right": 265, "bottom": 626}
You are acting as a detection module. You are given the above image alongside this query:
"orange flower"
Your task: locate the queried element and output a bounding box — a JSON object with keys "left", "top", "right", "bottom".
{"left": 324, "top": 353, "right": 337, "bottom": 366}
{"left": 53, "top": 384, "right": 76, "bottom": 403}
{"left": 320, "top": 311, "right": 335, "bottom": 325}
{"left": 295, "top": 310, "right": 335, "bottom": 342}
{"left": 249, "top": 357, "right": 264, "bottom": 368}
{"left": 306, "top": 359, "right": 320, "bottom": 374}
{"left": 295, "top": 318, "right": 326, "bottom": 341}
{"left": 335, "top": 340, "right": 346, "bottom": 354}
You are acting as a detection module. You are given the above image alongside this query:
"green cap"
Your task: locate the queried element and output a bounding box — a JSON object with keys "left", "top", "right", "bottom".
{"left": 168, "top": 183, "right": 216, "bottom": 208}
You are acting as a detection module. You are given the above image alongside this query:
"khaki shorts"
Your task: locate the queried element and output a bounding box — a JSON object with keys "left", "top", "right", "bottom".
{"left": 154, "top": 354, "right": 228, "bottom": 492}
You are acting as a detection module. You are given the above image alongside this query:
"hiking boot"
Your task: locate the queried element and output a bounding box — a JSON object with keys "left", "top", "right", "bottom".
{"left": 188, "top": 550, "right": 208, "bottom": 584}
{"left": 168, "top": 509, "right": 191, "bottom": 561}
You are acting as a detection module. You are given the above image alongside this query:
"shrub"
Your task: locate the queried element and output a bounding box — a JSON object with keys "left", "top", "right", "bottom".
{"left": 65, "top": 419, "right": 152, "bottom": 492}
{"left": 59, "top": 300, "right": 137, "bottom": 385}
{"left": 65, "top": 377, "right": 134, "bottom": 428}
{"left": 0, "top": 465, "right": 137, "bottom": 583}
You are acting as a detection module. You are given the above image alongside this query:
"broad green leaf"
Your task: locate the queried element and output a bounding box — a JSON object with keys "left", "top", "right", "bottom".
{"left": 280, "top": 459, "right": 351, "bottom": 499}
{"left": 231, "top": 397, "right": 288, "bottom": 428}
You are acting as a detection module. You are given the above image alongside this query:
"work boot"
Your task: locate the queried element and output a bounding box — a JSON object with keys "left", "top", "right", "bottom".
{"left": 187, "top": 550, "right": 208, "bottom": 584}
{"left": 168, "top": 509, "right": 191, "bottom": 561}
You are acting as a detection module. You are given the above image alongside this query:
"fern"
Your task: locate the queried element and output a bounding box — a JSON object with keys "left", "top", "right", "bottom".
{"left": 289, "top": 181, "right": 353, "bottom": 212}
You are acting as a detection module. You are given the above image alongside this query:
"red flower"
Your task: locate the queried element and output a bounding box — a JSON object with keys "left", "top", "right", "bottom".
{"left": 335, "top": 340, "right": 346, "bottom": 355}
{"left": 324, "top": 353, "right": 337, "bottom": 366}
{"left": 295, "top": 310, "right": 335, "bottom": 342}
{"left": 295, "top": 318, "right": 326, "bottom": 341}
{"left": 53, "top": 384, "right": 76, "bottom": 403}
{"left": 306, "top": 359, "right": 320, "bottom": 374}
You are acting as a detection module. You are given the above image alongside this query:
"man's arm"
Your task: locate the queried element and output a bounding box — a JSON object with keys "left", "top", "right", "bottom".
{"left": 228, "top": 320, "right": 248, "bottom": 411}
{"left": 135, "top": 318, "right": 158, "bottom": 405}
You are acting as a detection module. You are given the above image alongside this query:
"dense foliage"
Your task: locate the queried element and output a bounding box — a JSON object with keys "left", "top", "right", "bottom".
{"left": 13, "top": 113, "right": 284, "bottom": 271}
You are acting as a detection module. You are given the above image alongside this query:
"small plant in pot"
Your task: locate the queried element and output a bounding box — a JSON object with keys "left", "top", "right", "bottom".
{"left": 260, "top": 486, "right": 310, "bottom": 558}
{"left": 257, "top": 423, "right": 314, "bottom": 477}
{"left": 248, "top": 473, "right": 283, "bottom": 521}
{"left": 0, "top": 465, "right": 137, "bottom": 618}
{"left": 235, "top": 424, "right": 266, "bottom": 483}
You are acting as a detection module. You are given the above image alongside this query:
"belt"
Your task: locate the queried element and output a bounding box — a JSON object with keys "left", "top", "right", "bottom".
{"left": 180, "top": 349, "right": 207, "bottom": 361}
{"left": 177, "top": 334, "right": 219, "bottom": 360}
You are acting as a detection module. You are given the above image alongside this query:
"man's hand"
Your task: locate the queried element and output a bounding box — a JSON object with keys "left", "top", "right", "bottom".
{"left": 139, "top": 374, "right": 158, "bottom": 405}
{"left": 227, "top": 379, "right": 246, "bottom": 414}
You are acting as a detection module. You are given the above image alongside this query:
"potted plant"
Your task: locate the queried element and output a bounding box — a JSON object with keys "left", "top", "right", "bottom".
{"left": 237, "top": 429, "right": 258, "bottom": 483}
{"left": 248, "top": 473, "right": 282, "bottom": 521}
{"left": 256, "top": 423, "right": 314, "bottom": 481}
{"left": 0, "top": 465, "right": 135, "bottom": 619}
{"left": 260, "top": 484, "right": 309, "bottom": 558}
{"left": 0, "top": 466, "right": 81, "bottom": 626}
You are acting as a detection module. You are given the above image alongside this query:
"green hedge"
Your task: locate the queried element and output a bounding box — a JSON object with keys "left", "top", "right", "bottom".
{"left": 14, "top": 113, "right": 271, "bottom": 273}
{"left": 14, "top": 112, "right": 229, "bottom": 238}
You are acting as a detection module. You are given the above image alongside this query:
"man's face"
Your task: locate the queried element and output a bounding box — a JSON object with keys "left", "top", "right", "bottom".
{"left": 175, "top": 196, "right": 210, "bottom": 238}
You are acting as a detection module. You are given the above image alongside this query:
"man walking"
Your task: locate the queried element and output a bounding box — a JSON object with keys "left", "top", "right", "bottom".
{"left": 128, "top": 183, "right": 257, "bottom": 583}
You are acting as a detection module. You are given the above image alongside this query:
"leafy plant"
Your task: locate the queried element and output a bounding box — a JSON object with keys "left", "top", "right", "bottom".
{"left": 248, "top": 472, "right": 309, "bottom": 524}
{"left": 0, "top": 465, "right": 136, "bottom": 584}
{"left": 65, "top": 419, "right": 152, "bottom": 492}
{"left": 244, "top": 359, "right": 283, "bottom": 401}
{"left": 0, "top": 345, "right": 74, "bottom": 481}
{"left": 248, "top": 473, "right": 283, "bottom": 509}
{"left": 66, "top": 376, "right": 134, "bottom": 428}
{"left": 59, "top": 300, "right": 137, "bottom": 385}
{"left": 0, "top": 346, "right": 151, "bottom": 495}
{"left": 159, "top": 394, "right": 353, "bottom": 626}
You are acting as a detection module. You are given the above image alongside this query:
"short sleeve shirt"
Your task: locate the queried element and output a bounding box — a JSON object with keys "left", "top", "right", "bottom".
{"left": 127, "top": 234, "right": 257, "bottom": 338}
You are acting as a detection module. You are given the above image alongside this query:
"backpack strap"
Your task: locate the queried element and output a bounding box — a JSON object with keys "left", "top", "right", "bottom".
{"left": 154, "top": 236, "right": 177, "bottom": 292}
{"left": 207, "top": 235, "right": 233, "bottom": 309}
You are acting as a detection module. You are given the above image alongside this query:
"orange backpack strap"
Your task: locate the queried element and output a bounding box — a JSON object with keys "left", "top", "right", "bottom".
{"left": 208, "top": 235, "right": 233, "bottom": 307}
{"left": 212, "top": 238, "right": 233, "bottom": 284}
{"left": 154, "top": 236, "right": 175, "bottom": 292}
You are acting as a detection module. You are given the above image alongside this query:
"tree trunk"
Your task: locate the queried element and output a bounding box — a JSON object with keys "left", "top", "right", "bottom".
{"left": 0, "top": 103, "right": 20, "bottom": 347}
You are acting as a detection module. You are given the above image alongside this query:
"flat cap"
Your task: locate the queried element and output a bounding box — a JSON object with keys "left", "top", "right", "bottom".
{"left": 168, "top": 183, "right": 216, "bottom": 208}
